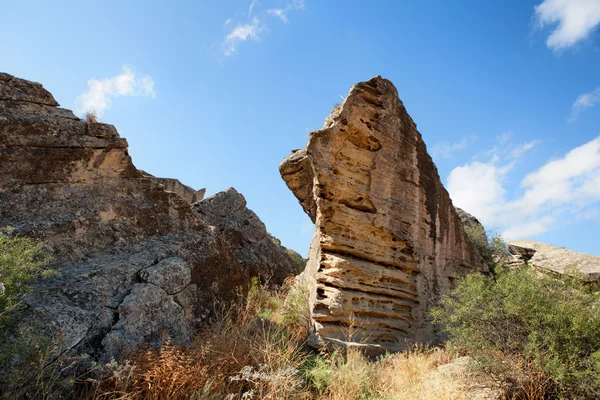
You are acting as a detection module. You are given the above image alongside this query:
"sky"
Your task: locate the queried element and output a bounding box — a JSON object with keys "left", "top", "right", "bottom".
{"left": 1, "top": 0, "right": 600, "bottom": 257}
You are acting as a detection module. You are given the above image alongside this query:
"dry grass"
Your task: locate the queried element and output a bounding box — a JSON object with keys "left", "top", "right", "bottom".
{"left": 88, "top": 280, "right": 500, "bottom": 400}
{"left": 91, "top": 278, "right": 312, "bottom": 399}
{"left": 85, "top": 111, "right": 98, "bottom": 123}
{"left": 374, "top": 348, "right": 478, "bottom": 400}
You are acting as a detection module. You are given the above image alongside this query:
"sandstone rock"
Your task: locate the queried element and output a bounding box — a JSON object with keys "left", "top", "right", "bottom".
{"left": 140, "top": 170, "right": 206, "bottom": 203}
{"left": 280, "top": 76, "right": 486, "bottom": 354}
{"left": 0, "top": 73, "right": 298, "bottom": 362}
{"left": 508, "top": 240, "right": 600, "bottom": 281}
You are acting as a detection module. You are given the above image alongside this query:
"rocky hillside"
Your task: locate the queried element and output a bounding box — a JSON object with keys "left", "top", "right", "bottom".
{"left": 280, "top": 76, "right": 487, "bottom": 355}
{"left": 0, "top": 73, "right": 302, "bottom": 362}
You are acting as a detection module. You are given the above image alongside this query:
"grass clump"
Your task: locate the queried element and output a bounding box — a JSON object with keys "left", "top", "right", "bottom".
{"left": 432, "top": 265, "right": 600, "bottom": 398}
{"left": 85, "top": 111, "right": 99, "bottom": 123}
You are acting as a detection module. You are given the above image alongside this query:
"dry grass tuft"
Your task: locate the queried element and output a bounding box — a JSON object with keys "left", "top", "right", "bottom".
{"left": 85, "top": 111, "right": 98, "bottom": 123}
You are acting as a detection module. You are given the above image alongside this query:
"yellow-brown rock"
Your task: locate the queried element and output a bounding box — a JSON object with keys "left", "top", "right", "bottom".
{"left": 280, "top": 77, "right": 486, "bottom": 354}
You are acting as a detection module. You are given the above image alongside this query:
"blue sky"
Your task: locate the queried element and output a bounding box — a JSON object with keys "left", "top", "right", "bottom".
{"left": 2, "top": 0, "right": 600, "bottom": 257}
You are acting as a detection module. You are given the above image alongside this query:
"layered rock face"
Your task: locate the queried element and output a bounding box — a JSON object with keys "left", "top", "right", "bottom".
{"left": 280, "top": 77, "right": 486, "bottom": 354}
{"left": 508, "top": 240, "right": 600, "bottom": 281}
{"left": 0, "top": 73, "right": 299, "bottom": 361}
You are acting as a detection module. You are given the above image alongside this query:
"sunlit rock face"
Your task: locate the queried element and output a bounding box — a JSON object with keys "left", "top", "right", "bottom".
{"left": 280, "top": 76, "right": 486, "bottom": 355}
{"left": 0, "top": 73, "right": 300, "bottom": 362}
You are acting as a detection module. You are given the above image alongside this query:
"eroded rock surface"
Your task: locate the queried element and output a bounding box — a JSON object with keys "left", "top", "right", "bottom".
{"left": 0, "top": 73, "right": 299, "bottom": 362}
{"left": 140, "top": 170, "right": 206, "bottom": 203}
{"left": 280, "top": 76, "right": 486, "bottom": 354}
{"left": 508, "top": 240, "right": 600, "bottom": 281}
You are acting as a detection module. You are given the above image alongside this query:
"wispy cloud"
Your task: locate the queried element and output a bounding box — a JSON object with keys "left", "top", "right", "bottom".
{"left": 222, "top": 18, "right": 263, "bottom": 56}
{"left": 448, "top": 135, "right": 600, "bottom": 241}
{"left": 430, "top": 136, "right": 475, "bottom": 159}
{"left": 221, "top": 0, "right": 305, "bottom": 56}
{"left": 534, "top": 0, "right": 600, "bottom": 51}
{"left": 75, "top": 65, "right": 155, "bottom": 118}
{"left": 569, "top": 87, "right": 600, "bottom": 122}
{"left": 267, "top": 8, "right": 288, "bottom": 23}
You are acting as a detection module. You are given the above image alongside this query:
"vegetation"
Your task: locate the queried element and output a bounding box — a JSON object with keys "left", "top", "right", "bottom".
{"left": 463, "top": 223, "right": 509, "bottom": 269}
{"left": 0, "top": 226, "right": 56, "bottom": 397}
{"left": 0, "top": 226, "right": 53, "bottom": 326}
{"left": 91, "top": 278, "right": 479, "bottom": 400}
{"left": 9, "top": 223, "right": 600, "bottom": 399}
{"left": 432, "top": 251, "right": 600, "bottom": 398}
{"left": 85, "top": 111, "right": 99, "bottom": 123}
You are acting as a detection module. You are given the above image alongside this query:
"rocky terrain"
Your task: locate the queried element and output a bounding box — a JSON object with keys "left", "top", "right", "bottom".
{"left": 280, "top": 76, "right": 487, "bottom": 354}
{"left": 508, "top": 240, "right": 600, "bottom": 281}
{"left": 0, "top": 73, "right": 302, "bottom": 362}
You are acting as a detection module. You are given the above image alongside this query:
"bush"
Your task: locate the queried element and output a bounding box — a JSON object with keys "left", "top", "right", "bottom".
{"left": 0, "top": 226, "right": 53, "bottom": 313}
{"left": 463, "top": 224, "right": 509, "bottom": 270}
{"left": 432, "top": 266, "right": 600, "bottom": 398}
{"left": 0, "top": 226, "right": 56, "bottom": 397}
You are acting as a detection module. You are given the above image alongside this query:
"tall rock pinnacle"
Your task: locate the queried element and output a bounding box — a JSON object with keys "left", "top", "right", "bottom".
{"left": 280, "top": 76, "right": 486, "bottom": 354}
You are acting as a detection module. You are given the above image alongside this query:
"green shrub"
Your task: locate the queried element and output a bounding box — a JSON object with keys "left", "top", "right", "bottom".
{"left": 463, "top": 224, "right": 509, "bottom": 270}
{"left": 0, "top": 226, "right": 53, "bottom": 325}
{"left": 0, "top": 227, "right": 56, "bottom": 397}
{"left": 432, "top": 266, "right": 600, "bottom": 398}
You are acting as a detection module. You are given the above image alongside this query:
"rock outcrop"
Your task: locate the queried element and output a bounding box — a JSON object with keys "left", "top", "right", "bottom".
{"left": 140, "top": 170, "right": 206, "bottom": 203}
{"left": 280, "top": 76, "right": 486, "bottom": 354}
{"left": 508, "top": 240, "right": 600, "bottom": 281}
{"left": 0, "top": 73, "right": 299, "bottom": 361}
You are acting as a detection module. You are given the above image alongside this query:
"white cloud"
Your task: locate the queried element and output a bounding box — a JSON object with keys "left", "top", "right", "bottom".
{"left": 448, "top": 161, "right": 509, "bottom": 223}
{"left": 224, "top": 18, "right": 232, "bottom": 27}
{"left": 534, "top": 0, "right": 600, "bottom": 51}
{"left": 75, "top": 65, "right": 155, "bottom": 118}
{"left": 503, "top": 215, "right": 556, "bottom": 239}
{"left": 511, "top": 140, "right": 542, "bottom": 158}
{"left": 248, "top": 0, "right": 259, "bottom": 17}
{"left": 431, "top": 136, "right": 474, "bottom": 159}
{"left": 569, "top": 87, "right": 600, "bottom": 122}
{"left": 448, "top": 135, "right": 600, "bottom": 241}
{"left": 221, "top": 0, "right": 305, "bottom": 56}
{"left": 222, "top": 18, "right": 262, "bottom": 56}
{"left": 268, "top": 8, "right": 288, "bottom": 23}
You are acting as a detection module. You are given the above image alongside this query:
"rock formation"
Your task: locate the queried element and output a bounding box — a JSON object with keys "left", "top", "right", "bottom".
{"left": 280, "top": 76, "right": 486, "bottom": 354}
{"left": 140, "top": 170, "right": 206, "bottom": 203}
{"left": 0, "top": 73, "right": 300, "bottom": 361}
{"left": 508, "top": 240, "right": 600, "bottom": 281}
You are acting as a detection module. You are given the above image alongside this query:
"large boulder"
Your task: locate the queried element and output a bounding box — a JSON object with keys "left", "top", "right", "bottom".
{"left": 280, "top": 76, "right": 486, "bottom": 354}
{"left": 0, "top": 73, "right": 299, "bottom": 362}
{"left": 508, "top": 240, "right": 600, "bottom": 281}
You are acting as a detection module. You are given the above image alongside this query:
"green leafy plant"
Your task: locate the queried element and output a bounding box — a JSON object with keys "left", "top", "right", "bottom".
{"left": 0, "top": 226, "right": 57, "bottom": 397}
{"left": 0, "top": 226, "right": 53, "bottom": 323}
{"left": 463, "top": 224, "right": 509, "bottom": 270}
{"left": 432, "top": 266, "right": 600, "bottom": 398}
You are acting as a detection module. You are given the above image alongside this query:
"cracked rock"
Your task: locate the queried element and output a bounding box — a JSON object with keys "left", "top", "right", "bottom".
{"left": 140, "top": 257, "right": 191, "bottom": 295}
